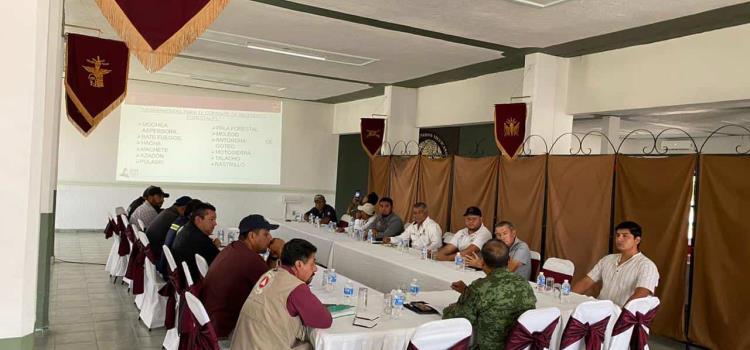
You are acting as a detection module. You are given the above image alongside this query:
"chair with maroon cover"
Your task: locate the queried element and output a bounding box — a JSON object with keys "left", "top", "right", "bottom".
{"left": 180, "top": 291, "right": 220, "bottom": 350}
{"left": 109, "top": 213, "right": 131, "bottom": 281}
{"left": 128, "top": 229, "right": 147, "bottom": 310}
{"left": 608, "top": 297, "right": 660, "bottom": 350}
{"left": 505, "top": 307, "right": 561, "bottom": 350}
{"left": 104, "top": 214, "right": 118, "bottom": 275}
{"left": 195, "top": 254, "right": 209, "bottom": 279}
{"left": 161, "top": 246, "right": 181, "bottom": 350}
{"left": 560, "top": 300, "right": 617, "bottom": 350}
{"left": 407, "top": 318, "right": 472, "bottom": 350}
{"left": 137, "top": 231, "right": 167, "bottom": 330}
{"left": 541, "top": 258, "right": 575, "bottom": 285}
{"left": 529, "top": 251, "right": 541, "bottom": 282}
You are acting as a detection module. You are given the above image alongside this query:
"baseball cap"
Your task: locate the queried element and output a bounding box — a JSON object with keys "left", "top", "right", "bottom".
{"left": 146, "top": 186, "right": 170, "bottom": 198}
{"left": 142, "top": 185, "right": 156, "bottom": 197}
{"left": 174, "top": 196, "right": 192, "bottom": 206}
{"left": 357, "top": 203, "right": 375, "bottom": 216}
{"left": 239, "top": 214, "right": 279, "bottom": 234}
{"left": 463, "top": 206, "right": 482, "bottom": 217}
{"left": 314, "top": 194, "right": 326, "bottom": 202}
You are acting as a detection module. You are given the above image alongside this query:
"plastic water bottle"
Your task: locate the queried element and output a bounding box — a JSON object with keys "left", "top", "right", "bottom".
{"left": 420, "top": 246, "right": 428, "bottom": 260}
{"left": 326, "top": 269, "right": 337, "bottom": 292}
{"left": 391, "top": 289, "right": 405, "bottom": 319}
{"left": 321, "top": 269, "right": 329, "bottom": 288}
{"left": 409, "top": 278, "right": 420, "bottom": 300}
{"left": 454, "top": 254, "right": 464, "bottom": 271}
{"left": 344, "top": 279, "right": 354, "bottom": 304}
{"left": 368, "top": 229, "right": 374, "bottom": 243}
{"left": 561, "top": 279, "right": 571, "bottom": 300}
{"left": 536, "top": 272, "right": 546, "bottom": 292}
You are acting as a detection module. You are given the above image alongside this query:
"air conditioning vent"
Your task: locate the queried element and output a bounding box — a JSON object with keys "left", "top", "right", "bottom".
{"left": 506, "top": 0, "right": 572, "bottom": 8}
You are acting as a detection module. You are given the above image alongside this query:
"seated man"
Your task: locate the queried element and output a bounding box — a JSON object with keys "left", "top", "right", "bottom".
{"left": 436, "top": 207, "right": 492, "bottom": 261}
{"left": 231, "top": 238, "right": 332, "bottom": 349}
{"left": 304, "top": 194, "right": 337, "bottom": 224}
{"left": 465, "top": 221, "right": 531, "bottom": 280}
{"left": 443, "top": 239, "right": 536, "bottom": 350}
{"left": 202, "top": 214, "right": 285, "bottom": 339}
{"left": 352, "top": 202, "right": 376, "bottom": 231}
{"left": 369, "top": 197, "right": 404, "bottom": 240}
{"left": 145, "top": 196, "right": 191, "bottom": 261}
{"left": 171, "top": 202, "right": 221, "bottom": 281}
{"left": 127, "top": 186, "right": 153, "bottom": 219}
{"left": 157, "top": 199, "right": 201, "bottom": 278}
{"left": 573, "top": 221, "right": 659, "bottom": 306}
{"left": 343, "top": 190, "right": 363, "bottom": 218}
{"left": 130, "top": 186, "right": 169, "bottom": 229}
{"left": 384, "top": 202, "right": 442, "bottom": 251}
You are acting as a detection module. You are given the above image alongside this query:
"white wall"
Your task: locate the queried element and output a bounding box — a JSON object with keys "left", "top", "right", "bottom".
{"left": 56, "top": 80, "right": 337, "bottom": 230}
{"left": 416, "top": 69, "right": 524, "bottom": 127}
{"left": 333, "top": 95, "right": 387, "bottom": 134}
{"left": 568, "top": 23, "right": 750, "bottom": 115}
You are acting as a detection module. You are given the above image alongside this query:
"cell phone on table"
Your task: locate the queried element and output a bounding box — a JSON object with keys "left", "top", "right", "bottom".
{"left": 354, "top": 190, "right": 361, "bottom": 198}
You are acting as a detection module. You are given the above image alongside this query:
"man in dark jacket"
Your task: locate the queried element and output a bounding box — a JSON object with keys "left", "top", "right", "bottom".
{"left": 145, "top": 196, "right": 191, "bottom": 261}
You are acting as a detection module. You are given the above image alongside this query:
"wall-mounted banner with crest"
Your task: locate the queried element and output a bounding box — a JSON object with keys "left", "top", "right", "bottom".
{"left": 360, "top": 118, "right": 386, "bottom": 158}
{"left": 493, "top": 103, "right": 527, "bottom": 159}
{"left": 65, "top": 34, "right": 129, "bottom": 135}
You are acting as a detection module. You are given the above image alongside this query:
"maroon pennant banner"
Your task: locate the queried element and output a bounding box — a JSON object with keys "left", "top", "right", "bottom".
{"left": 360, "top": 118, "right": 386, "bottom": 158}
{"left": 494, "top": 103, "right": 527, "bottom": 159}
{"left": 95, "top": 0, "right": 229, "bottom": 72}
{"left": 65, "top": 34, "right": 129, "bottom": 135}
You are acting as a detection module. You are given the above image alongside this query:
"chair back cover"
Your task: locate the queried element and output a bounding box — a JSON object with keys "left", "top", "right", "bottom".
{"left": 408, "top": 318, "right": 472, "bottom": 350}
{"left": 506, "top": 307, "right": 561, "bottom": 350}
{"left": 609, "top": 297, "right": 660, "bottom": 350}
{"left": 560, "top": 300, "right": 616, "bottom": 350}
{"left": 195, "top": 254, "right": 209, "bottom": 279}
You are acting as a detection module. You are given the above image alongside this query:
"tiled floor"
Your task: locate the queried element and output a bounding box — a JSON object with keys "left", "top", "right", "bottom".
{"left": 33, "top": 232, "right": 688, "bottom": 350}
{"left": 33, "top": 232, "right": 166, "bottom": 350}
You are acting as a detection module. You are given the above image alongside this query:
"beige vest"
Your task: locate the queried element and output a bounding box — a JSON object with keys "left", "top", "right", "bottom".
{"left": 230, "top": 268, "right": 306, "bottom": 350}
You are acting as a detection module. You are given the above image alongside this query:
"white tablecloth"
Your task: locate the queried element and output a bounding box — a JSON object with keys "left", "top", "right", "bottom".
{"left": 270, "top": 220, "right": 349, "bottom": 267}
{"left": 308, "top": 272, "right": 613, "bottom": 350}
{"left": 272, "top": 220, "right": 485, "bottom": 293}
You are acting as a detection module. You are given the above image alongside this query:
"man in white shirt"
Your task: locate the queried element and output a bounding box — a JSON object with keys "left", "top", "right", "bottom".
{"left": 352, "top": 203, "right": 376, "bottom": 231}
{"left": 573, "top": 221, "right": 660, "bottom": 306}
{"left": 436, "top": 206, "right": 492, "bottom": 261}
{"left": 383, "top": 202, "right": 442, "bottom": 251}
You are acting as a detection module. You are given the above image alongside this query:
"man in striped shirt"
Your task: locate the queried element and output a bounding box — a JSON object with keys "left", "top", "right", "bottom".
{"left": 573, "top": 221, "right": 660, "bottom": 307}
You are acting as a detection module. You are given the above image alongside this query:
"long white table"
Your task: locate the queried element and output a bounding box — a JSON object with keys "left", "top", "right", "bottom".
{"left": 271, "top": 220, "right": 485, "bottom": 293}
{"left": 308, "top": 271, "right": 615, "bottom": 350}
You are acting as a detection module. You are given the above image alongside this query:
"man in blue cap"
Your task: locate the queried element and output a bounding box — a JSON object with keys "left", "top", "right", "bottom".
{"left": 145, "top": 195, "right": 191, "bottom": 261}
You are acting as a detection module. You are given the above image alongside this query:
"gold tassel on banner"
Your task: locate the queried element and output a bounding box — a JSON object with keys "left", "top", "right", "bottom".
{"left": 95, "top": 0, "right": 229, "bottom": 72}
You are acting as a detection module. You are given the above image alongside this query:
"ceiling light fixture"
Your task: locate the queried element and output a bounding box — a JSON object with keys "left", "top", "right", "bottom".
{"left": 648, "top": 109, "right": 713, "bottom": 116}
{"left": 156, "top": 70, "right": 287, "bottom": 91}
{"left": 197, "top": 30, "right": 378, "bottom": 66}
{"left": 506, "top": 0, "right": 572, "bottom": 8}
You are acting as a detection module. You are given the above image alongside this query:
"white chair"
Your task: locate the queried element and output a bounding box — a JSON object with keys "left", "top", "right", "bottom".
{"left": 162, "top": 246, "right": 180, "bottom": 350}
{"left": 182, "top": 261, "right": 194, "bottom": 288}
{"left": 195, "top": 254, "right": 209, "bottom": 279}
{"left": 560, "top": 300, "right": 617, "bottom": 350}
{"left": 133, "top": 230, "right": 147, "bottom": 310}
{"left": 105, "top": 214, "right": 118, "bottom": 274}
{"left": 408, "top": 318, "right": 472, "bottom": 350}
{"left": 609, "top": 297, "right": 660, "bottom": 350}
{"left": 542, "top": 257, "right": 575, "bottom": 283}
{"left": 109, "top": 214, "right": 130, "bottom": 279}
{"left": 138, "top": 218, "right": 147, "bottom": 232}
{"left": 183, "top": 292, "right": 221, "bottom": 349}
{"left": 530, "top": 251, "right": 541, "bottom": 282}
{"left": 138, "top": 232, "right": 167, "bottom": 330}
{"left": 506, "top": 307, "right": 562, "bottom": 350}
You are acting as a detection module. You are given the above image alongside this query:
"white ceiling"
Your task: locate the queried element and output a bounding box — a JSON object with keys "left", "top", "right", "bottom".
{"left": 291, "top": 0, "right": 747, "bottom": 48}
{"left": 64, "top": 0, "right": 746, "bottom": 101}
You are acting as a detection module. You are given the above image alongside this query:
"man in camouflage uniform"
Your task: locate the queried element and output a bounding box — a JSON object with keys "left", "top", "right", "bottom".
{"left": 443, "top": 239, "right": 536, "bottom": 350}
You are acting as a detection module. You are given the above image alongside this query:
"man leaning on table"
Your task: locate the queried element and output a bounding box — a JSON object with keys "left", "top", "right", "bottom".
{"left": 304, "top": 194, "right": 337, "bottom": 224}
{"left": 465, "top": 221, "right": 531, "bottom": 280}
{"left": 368, "top": 197, "right": 404, "bottom": 240}
{"left": 383, "top": 202, "right": 442, "bottom": 251}
{"left": 435, "top": 206, "right": 492, "bottom": 261}
{"left": 231, "top": 238, "right": 332, "bottom": 350}
{"left": 573, "top": 221, "right": 660, "bottom": 307}
{"left": 443, "top": 239, "right": 536, "bottom": 350}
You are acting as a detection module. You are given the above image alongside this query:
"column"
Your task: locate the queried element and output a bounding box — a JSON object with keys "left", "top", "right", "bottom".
{"left": 0, "top": 0, "right": 59, "bottom": 346}
{"left": 383, "top": 86, "right": 419, "bottom": 155}
{"left": 522, "top": 53, "right": 574, "bottom": 154}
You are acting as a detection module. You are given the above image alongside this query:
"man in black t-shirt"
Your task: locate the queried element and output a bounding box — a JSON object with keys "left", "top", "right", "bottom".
{"left": 303, "top": 194, "right": 337, "bottom": 224}
{"left": 171, "top": 202, "right": 221, "bottom": 281}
